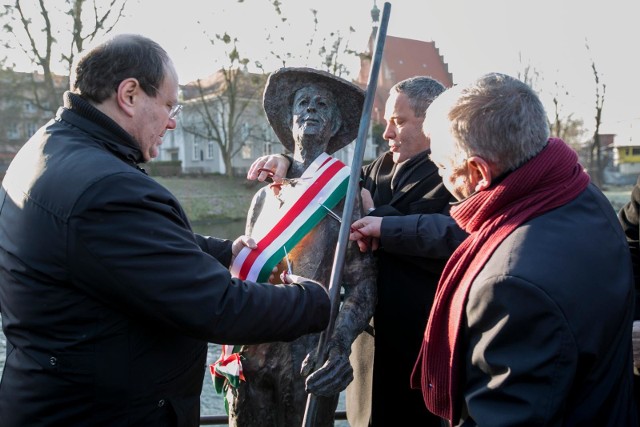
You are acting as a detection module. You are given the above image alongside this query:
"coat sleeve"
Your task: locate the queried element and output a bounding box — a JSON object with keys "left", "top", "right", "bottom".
{"left": 67, "top": 172, "right": 330, "bottom": 344}
{"left": 379, "top": 213, "right": 467, "bottom": 259}
{"left": 193, "top": 233, "right": 233, "bottom": 267}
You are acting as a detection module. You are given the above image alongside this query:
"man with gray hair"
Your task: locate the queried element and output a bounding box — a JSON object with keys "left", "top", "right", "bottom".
{"left": 410, "top": 72, "right": 637, "bottom": 425}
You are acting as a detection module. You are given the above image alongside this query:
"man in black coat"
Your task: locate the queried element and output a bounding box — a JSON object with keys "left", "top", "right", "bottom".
{"left": 248, "top": 76, "right": 467, "bottom": 427}
{"left": 410, "top": 72, "right": 636, "bottom": 425}
{"left": 0, "top": 34, "right": 329, "bottom": 427}
{"left": 348, "top": 77, "right": 463, "bottom": 427}
{"left": 618, "top": 175, "right": 640, "bottom": 419}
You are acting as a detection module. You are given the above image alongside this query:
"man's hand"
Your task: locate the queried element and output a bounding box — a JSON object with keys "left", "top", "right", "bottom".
{"left": 349, "top": 216, "right": 382, "bottom": 252}
{"left": 280, "top": 273, "right": 329, "bottom": 295}
{"left": 360, "top": 188, "right": 374, "bottom": 213}
{"left": 231, "top": 235, "right": 257, "bottom": 261}
{"left": 247, "top": 154, "right": 291, "bottom": 183}
{"left": 231, "top": 236, "right": 279, "bottom": 282}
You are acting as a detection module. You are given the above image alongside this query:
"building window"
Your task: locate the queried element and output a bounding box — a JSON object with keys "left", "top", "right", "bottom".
{"left": 192, "top": 142, "right": 200, "bottom": 161}
{"left": 26, "top": 122, "right": 38, "bottom": 137}
{"left": 6, "top": 123, "right": 19, "bottom": 139}
{"left": 241, "top": 145, "right": 252, "bottom": 160}
{"left": 24, "top": 102, "right": 36, "bottom": 113}
{"left": 264, "top": 142, "right": 273, "bottom": 156}
{"left": 262, "top": 124, "right": 275, "bottom": 142}
{"left": 207, "top": 142, "right": 215, "bottom": 159}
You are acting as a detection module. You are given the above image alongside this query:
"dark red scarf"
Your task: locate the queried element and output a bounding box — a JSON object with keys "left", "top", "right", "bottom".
{"left": 410, "top": 138, "right": 590, "bottom": 422}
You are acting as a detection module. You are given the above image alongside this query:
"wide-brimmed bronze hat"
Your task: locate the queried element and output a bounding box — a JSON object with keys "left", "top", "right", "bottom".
{"left": 263, "top": 67, "right": 365, "bottom": 154}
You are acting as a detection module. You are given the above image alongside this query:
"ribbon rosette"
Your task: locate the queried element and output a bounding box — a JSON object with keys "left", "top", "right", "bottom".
{"left": 210, "top": 344, "right": 245, "bottom": 414}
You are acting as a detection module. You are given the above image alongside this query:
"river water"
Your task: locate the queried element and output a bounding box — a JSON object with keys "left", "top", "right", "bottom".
{"left": 0, "top": 220, "right": 347, "bottom": 423}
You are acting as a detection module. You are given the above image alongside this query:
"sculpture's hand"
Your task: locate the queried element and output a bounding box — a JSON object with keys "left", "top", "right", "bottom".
{"left": 302, "top": 345, "right": 353, "bottom": 397}
{"left": 300, "top": 349, "right": 318, "bottom": 377}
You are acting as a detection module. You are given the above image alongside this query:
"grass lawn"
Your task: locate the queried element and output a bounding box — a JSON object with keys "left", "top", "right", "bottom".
{"left": 604, "top": 185, "right": 635, "bottom": 213}
{"left": 154, "top": 175, "right": 633, "bottom": 223}
{"left": 153, "top": 175, "right": 263, "bottom": 222}
{"left": 153, "top": 175, "right": 636, "bottom": 222}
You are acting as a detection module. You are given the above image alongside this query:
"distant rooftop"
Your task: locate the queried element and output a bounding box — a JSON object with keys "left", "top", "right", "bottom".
{"left": 613, "top": 118, "right": 640, "bottom": 147}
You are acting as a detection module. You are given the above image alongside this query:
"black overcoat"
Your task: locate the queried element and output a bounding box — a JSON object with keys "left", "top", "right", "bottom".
{"left": 0, "top": 93, "right": 329, "bottom": 426}
{"left": 347, "top": 150, "right": 463, "bottom": 427}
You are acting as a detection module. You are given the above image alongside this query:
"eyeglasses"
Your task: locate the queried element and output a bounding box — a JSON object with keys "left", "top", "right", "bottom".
{"left": 169, "top": 104, "right": 183, "bottom": 120}
{"left": 147, "top": 82, "right": 182, "bottom": 120}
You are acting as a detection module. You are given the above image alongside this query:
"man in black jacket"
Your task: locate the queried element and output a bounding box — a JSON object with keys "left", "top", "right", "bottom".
{"left": 247, "top": 76, "right": 467, "bottom": 427}
{"left": 0, "top": 33, "right": 330, "bottom": 427}
{"left": 618, "top": 176, "right": 640, "bottom": 419}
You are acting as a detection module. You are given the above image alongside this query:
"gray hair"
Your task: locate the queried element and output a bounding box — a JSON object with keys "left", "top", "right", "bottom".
{"left": 391, "top": 76, "right": 446, "bottom": 119}
{"left": 443, "top": 73, "right": 550, "bottom": 173}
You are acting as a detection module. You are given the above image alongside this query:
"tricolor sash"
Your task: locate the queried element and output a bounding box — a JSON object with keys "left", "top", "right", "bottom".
{"left": 230, "top": 152, "right": 350, "bottom": 281}
{"left": 211, "top": 153, "right": 350, "bottom": 409}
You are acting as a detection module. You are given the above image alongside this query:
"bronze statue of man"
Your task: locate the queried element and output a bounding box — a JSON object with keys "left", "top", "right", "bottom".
{"left": 224, "top": 67, "right": 377, "bottom": 427}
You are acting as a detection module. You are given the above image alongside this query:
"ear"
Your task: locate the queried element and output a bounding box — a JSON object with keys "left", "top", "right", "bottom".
{"left": 466, "top": 155, "right": 493, "bottom": 192}
{"left": 330, "top": 113, "right": 343, "bottom": 137}
{"left": 115, "top": 78, "right": 141, "bottom": 118}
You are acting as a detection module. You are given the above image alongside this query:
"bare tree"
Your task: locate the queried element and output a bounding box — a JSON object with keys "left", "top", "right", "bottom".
{"left": 586, "top": 40, "right": 606, "bottom": 188}
{"left": 0, "top": 0, "right": 128, "bottom": 114}
{"left": 265, "top": 4, "right": 361, "bottom": 76}
{"left": 180, "top": 32, "right": 268, "bottom": 177}
{"left": 300, "top": 9, "right": 358, "bottom": 77}
{"left": 517, "top": 54, "right": 587, "bottom": 157}
{"left": 180, "top": 0, "right": 363, "bottom": 177}
{"left": 516, "top": 52, "right": 541, "bottom": 89}
{"left": 548, "top": 79, "right": 587, "bottom": 157}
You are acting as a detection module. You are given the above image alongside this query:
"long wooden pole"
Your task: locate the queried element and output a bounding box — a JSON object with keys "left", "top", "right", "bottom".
{"left": 301, "top": 3, "right": 391, "bottom": 426}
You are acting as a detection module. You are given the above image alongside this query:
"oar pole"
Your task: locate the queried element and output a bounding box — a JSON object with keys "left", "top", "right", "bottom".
{"left": 301, "top": 3, "right": 392, "bottom": 426}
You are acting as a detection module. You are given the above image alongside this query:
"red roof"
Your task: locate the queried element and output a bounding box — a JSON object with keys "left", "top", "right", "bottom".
{"left": 356, "top": 34, "right": 454, "bottom": 123}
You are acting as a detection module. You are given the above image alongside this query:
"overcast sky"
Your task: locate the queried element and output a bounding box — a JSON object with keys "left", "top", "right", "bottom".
{"left": 4, "top": 0, "right": 639, "bottom": 140}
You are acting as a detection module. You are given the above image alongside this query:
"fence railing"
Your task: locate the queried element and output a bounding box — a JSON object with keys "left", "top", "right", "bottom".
{"left": 199, "top": 410, "right": 347, "bottom": 425}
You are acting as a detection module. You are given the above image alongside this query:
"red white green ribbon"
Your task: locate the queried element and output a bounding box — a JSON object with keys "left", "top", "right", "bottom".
{"left": 209, "top": 344, "right": 244, "bottom": 414}
{"left": 211, "top": 153, "right": 350, "bottom": 406}
{"left": 230, "top": 152, "right": 350, "bottom": 281}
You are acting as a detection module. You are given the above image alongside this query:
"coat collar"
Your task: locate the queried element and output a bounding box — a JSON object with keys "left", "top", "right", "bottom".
{"left": 58, "top": 91, "right": 144, "bottom": 165}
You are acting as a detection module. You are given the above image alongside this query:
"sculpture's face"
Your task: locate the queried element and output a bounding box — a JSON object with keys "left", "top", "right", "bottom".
{"left": 291, "top": 84, "right": 341, "bottom": 149}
